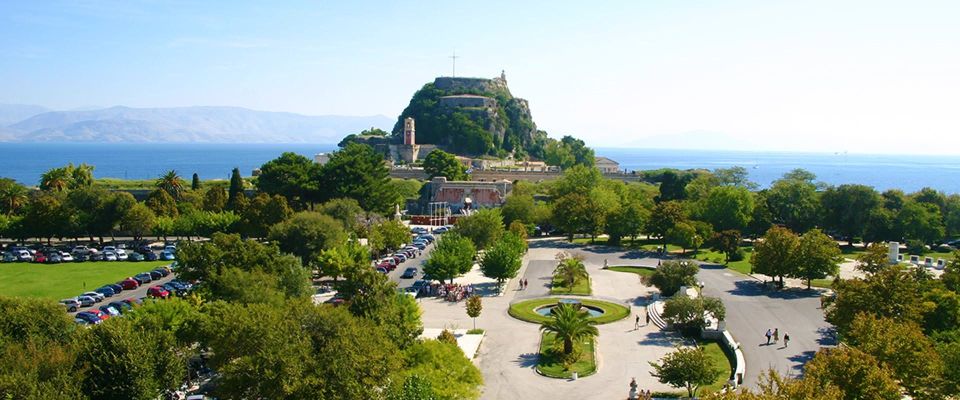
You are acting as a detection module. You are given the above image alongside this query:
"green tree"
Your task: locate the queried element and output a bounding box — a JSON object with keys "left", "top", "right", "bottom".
{"left": 667, "top": 221, "right": 700, "bottom": 255}
{"left": 318, "top": 198, "right": 365, "bottom": 235}
{"left": 191, "top": 173, "right": 200, "bottom": 190}
{"left": 202, "top": 186, "right": 227, "bottom": 212}
{"left": 553, "top": 256, "right": 588, "bottom": 290}
{"left": 155, "top": 170, "right": 185, "bottom": 200}
{"left": 751, "top": 226, "right": 800, "bottom": 286}
{"left": 713, "top": 230, "right": 743, "bottom": 264}
{"left": 238, "top": 193, "right": 292, "bottom": 238}
{"left": 644, "top": 260, "right": 699, "bottom": 297}
{"left": 0, "top": 178, "right": 29, "bottom": 215}
{"left": 268, "top": 211, "right": 346, "bottom": 266}
{"left": 649, "top": 346, "right": 722, "bottom": 398}
{"left": 423, "top": 149, "right": 469, "bottom": 180}
{"left": 699, "top": 185, "right": 755, "bottom": 231}
{"left": 765, "top": 173, "right": 820, "bottom": 232}
{"left": 223, "top": 168, "right": 242, "bottom": 200}
{"left": 39, "top": 165, "right": 73, "bottom": 192}
{"left": 454, "top": 208, "right": 505, "bottom": 250}
{"left": 820, "top": 184, "right": 881, "bottom": 245}
{"left": 802, "top": 347, "right": 901, "bottom": 400}
{"left": 793, "top": 228, "right": 841, "bottom": 289}
{"left": 714, "top": 166, "right": 757, "bottom": 189}
{"left": 605, "top": 200, "right": 648, "bottom": 245}
{"left": 539, "top": 303, "right": 599, "bottom": 355}
{"left": 645, "top": 201, "right": 687, "bottom": 249}
{"left": 389, "top": 375, "right": 438, "bottom": 400}
{"left": 855, "top": 242, "right": 890, "bottom": 274}
{"left": 369, "top": 219, "right": 410, "bottom": 257}
{"left": 317, "top": 143, "right": 395, "bottom": 213}
{"left": 661, "top": 295, "right": 726, "bottom": 334}
{"left": 121, "top": 203, "right": 156, "bottom": 241}
{"left": 466, "top": 295, "right": 482, "bottom": 330}
{"left": 256, "top": 152, "right": 318, "bottom": 207}
{"left": 896, "top": 200, "right": 945, "bottom": 246}
{"left": 70, "top": 163, "right": 94, "bottom": 189}
{"left": 397, "top": 340, "right": 483, "bottom": 400}
{"left": 479, "top": 233, "right": 523, "bottom": 290}
{"left": 423, "top": 233, "right": 476, "bottom": 284}
{"left": 146, "top": 189, "right": 179, "bottom": 218}
{"left": 20, "top": 192, "right": 70, "bottom": 243}
{"left": 942, "top": 251, "right": 960, "bottom": 292}
{"left": 825, "top": 265, "right": 930, "bottom": 336}
{"left": 501, "top": 193, "right": 535, "bottom": 226}
{"left": 316, "top": 240, "right": 369, "bottom": 282}
{"left": 655, "top": 170, "right": 691, "bottom": 203}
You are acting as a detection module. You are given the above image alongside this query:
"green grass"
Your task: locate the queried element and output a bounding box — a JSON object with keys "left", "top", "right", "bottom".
{"left": 550, "top": 275, "right": 591, "bottom": 295}
{"left": 689, "top": 247, "right": 754, "bottom": 275}
{"left": 570, "top": 237, "right": 683, "bottom": 253}
{"left": 607, "top": 265, "right": 656, "bottom": 278}
{"left": 699, "top": 340, "right": 735, "bottom": 394}
{"left": 466, "top": 329, "right": 485, "bottom": 334}
{"left": 0, "top": 261, "right": 171, "bottom": 300}
{"left": 809, "top": 278, "right": 837, "bottom": 289}
{"left": 93, "top": 177, "right": 244, "bottom": 190}
{"left": 509, "top": 298, "right": 630, "bottom": 325}
{"left": 536, "top": 332, "right": 597, "bottom": 379}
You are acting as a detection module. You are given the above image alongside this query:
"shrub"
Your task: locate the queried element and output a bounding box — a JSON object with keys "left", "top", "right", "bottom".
{"left": 437, "top": 329, "right": 457, "bottom": 345}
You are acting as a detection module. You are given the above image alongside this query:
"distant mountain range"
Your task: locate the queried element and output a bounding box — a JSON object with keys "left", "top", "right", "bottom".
{"left": 0, "top": 104, "right": 392, "bottom": 144}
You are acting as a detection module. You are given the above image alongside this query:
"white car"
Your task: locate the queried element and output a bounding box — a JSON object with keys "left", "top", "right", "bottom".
{"left": 60, "top": 298, "right": 80, "bottom": 312}
{"left": 114, "top": 248, "right": 128, "bottom": 260}
{"left": 102, "top": 246, "right": 117, "bottom": 253}
{"left": 103, "top": 252, "right": 118, "bottom": 261}
{"left": 60, "top": 252, "right": 74, "bottom": 262}
{"left": 77, "top": 296, "right": 97, "bottom": 307}
{"left": 15, "top": 250, "right": 32, "bottom": 262}
{"left": 164, "top": 245, "right": 177, "bottom": 253}
{"left": 82, "top": 291, "right": 104, "bottom": 302}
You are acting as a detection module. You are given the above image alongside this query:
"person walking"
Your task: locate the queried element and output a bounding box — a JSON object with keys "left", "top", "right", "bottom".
{"left": 635, "top": 315, "right": 640, "bottom": 329}
{"left": 773, "top": 328, "right": 780, "bottom": 343}
{"left": 645, "top": 311, "right": 651, "bottom": 326}
{"left": 783, "top": 332, "right": 790, "bottom": 347}
{"left": 765, "top": 328, "right": 772, "bottom": 345}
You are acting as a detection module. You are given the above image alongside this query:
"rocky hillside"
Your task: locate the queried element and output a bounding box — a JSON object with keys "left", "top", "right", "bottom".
{"left": 391, "top": 75, "right": 548, "bottom": 158}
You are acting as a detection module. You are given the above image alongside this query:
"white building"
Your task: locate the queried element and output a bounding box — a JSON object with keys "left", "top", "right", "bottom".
{"left": 595, "top": 156, "right": 620, "bottom": 173}
{"left": 314, "top": 153, "right": 331, "bottom": 165}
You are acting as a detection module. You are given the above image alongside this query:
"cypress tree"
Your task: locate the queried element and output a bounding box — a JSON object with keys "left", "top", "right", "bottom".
{"left": 229, "top": 168, "right": 243, "bottom": 201}
{"left": 191, "top": 173, "right": 200, "bottom": 190}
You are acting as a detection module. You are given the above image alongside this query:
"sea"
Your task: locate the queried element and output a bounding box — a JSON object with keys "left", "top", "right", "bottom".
{"left": 1, "top": 143, "right": 959, "bottom": 194}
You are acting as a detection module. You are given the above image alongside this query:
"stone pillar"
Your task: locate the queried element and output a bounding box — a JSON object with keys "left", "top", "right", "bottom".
{"left": 888, "top": 241, "right": 899, "bottom": 265}
{"left": 403, "top": 117, "right": 416, "bottom": 145}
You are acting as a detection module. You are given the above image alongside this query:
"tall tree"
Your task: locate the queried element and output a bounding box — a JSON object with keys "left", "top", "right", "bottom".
{"left": 699, "top": 185, "right": 755, "bottom": 232}
{"left": 793, "top": 228, "right": 841, "bottom": 289}
{"left": 802, "top": 347, "right": 901, "bottom": 400}
{"left": 896, "top": 200, "right": 945, "bottom": 246}
{"left": 644, "top": 260, "right": 699, "bottom": 296}
{"left": 71, "top": 163, "right": 94, "bottom": 188}
{"left": 422, "top": 233, "right": 475, "bottom": 284}
{"left": 454, "top": 208, "right": 505, "bottom": 250}
{"left": 268, "top": 211, "right": 346, "bottom": 266}
{"left": 191, "top": 173, "right": 200, "bottom": 190}
{"left": 317, "top": 143, "right": 395, "bottom": 213}
{"left": 146, "top": 189, "right": 179, "bottom": 218}
{"left": 645, "top": 201, "right": 687, "bottom": 249}
{"left": 820, "top": 184, "right": 881, "bottom": 245}
{"left": 256, "top": 152, "right": 317, "bottom": 207}
{"left": 751, "top": 226, "right": 800, "bottom": 286}
{"left": 155, "top": 170, "right": 185, "bottom": 200}
{"left": 203, "top": 186, "right": 228, "bottom": 212}
{"left": 0, "top": 178, "right": 29, "bottom": 215}
{"left": 422, "top": 149, "right": 468, "bottom": 180}
{"left": 228, "top": 167, "right": 244, "bottom": 203}
{"left": 539, "top": 303, "right": 599, "bottom": 355}
{"left": 825, "top": 265, "right": 929, "bottom": 335}
{"left": 713, "top": 230, "right": 743, "bottom": 264}
{"left": 479, "top": 233, "right": 523, "bottom": 290}
{"left": 121, "top": 203, "right": 156, "bottom": 241}
{"left": 656, "top": 170, "right": 690, "bottom": 202}
{"left": 765, "top": 174, "right": 820, "bottom": 232}
{"left": 40, "top": 166, "right": 73, "bottom": 192}
{"left": 649, "top": 346, "right": 722, "bottom": 398}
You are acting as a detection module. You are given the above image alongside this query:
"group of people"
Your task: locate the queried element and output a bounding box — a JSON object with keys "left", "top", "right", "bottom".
{"left": 421, "top": 282, "right": 475, "bottom": 302}
{"left": 518, "top": 278, "right": 529, "bottom": 290}
{"left": 764, "top": 328, "right": 790, "bottom": 347}
{"left": 628, "top": 378, "right": 653, "bottom": 399}
{"left": 634, "top": 312, "right": 650, "bottom": 329}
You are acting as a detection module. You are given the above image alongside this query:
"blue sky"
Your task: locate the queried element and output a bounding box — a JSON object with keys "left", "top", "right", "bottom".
{"left": 2, "top": 0, "right": 959, "bottom": 153}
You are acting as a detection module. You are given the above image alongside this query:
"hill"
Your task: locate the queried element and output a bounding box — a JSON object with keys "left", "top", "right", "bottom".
{"left": 0, "top": 104, "right": 50, "bottom": 126}
{"left": 391, "top": 74, "right": 548, "bottom": 158}
{"left": 2, "top": 105, "right": 392, "bottom": 144}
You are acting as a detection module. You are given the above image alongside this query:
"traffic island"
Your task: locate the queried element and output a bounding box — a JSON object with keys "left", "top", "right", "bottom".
{"left": 508, "top": 297, "right": 630, "bottom": 325}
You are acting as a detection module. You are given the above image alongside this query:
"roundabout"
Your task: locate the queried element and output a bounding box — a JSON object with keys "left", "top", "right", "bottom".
{"left": 508, "top": 297, "right": 630, "bottom": 325}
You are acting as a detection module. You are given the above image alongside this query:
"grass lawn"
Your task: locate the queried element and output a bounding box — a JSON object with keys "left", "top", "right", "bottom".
{"left": 571, "top": 237, "right": 683, "bottom": 253}
{"left": 689, "top": 248, "right": 754, "bottom": 275}
{"left": 607, "top": 265, "right": 655, "bottom": 278}
{"left": 699, "top": 340, "right": 735, "bottom": 394}
{"left": 536, "top": 332, "right": 597, "bottom": 379}
{"left": 509, "top": 297, "right": 630, "bottom": 325}
{"left": 551, "top": 275, "right": 591, "bottom": 295}
{"left": 0, "top": 261, "right": 171, "bottom": 300}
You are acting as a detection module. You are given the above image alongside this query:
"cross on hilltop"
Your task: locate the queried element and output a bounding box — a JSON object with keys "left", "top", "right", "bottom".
{"left": 449, "top": 51, "right": 459, "bottom": 77}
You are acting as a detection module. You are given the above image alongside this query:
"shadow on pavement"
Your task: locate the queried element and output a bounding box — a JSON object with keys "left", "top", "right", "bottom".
{"left": 727, "top": 280, "right": 822, "bottom": 299}
{"left": 787, "top": 350, "right": 817, "bottom": 373}
{"left": 637, "top": 331, "right": 678, "bottom": 347}
{"left": 816, "top": 327, "right": 838, "bottom": 346}
{"left": 698, "top": 263, "right": 727, "bottom": 270}
{"left": 514, "top": 352, "right": 539, "bottom": 368}
{"left": 529, "top": 240, "right": 578, "bottom": 249}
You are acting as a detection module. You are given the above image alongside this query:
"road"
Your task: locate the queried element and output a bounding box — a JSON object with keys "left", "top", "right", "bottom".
{"left": 385, "top": 238, "right": 437, "bottom": 290}
{"left": 69, "top": 265, "right": 178, "bottom": 314}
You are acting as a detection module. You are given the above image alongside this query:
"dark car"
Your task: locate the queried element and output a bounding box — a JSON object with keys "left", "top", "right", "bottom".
{"left": 74, "top": 253, "right": 89, "bottom": 262}
{"left": 153, "top": 268, "right": 171, "bottom": 277}
{"left": 401, "top": 267, "right": 417, "bottom": 279}
{"left": 141, "top": 251, "right": 159, "bottom": 261}
{"left": 44, "top": 252, "right": 62, "bottom": 263}
{"left": 75, "top": 312, "right": 102, "bottom": 325}
{"left": 1, "top": 252, "right": 15, "bottom": 263}
{"left": 137, "top": 245, "right": 153, "bottom": 254}
{"left": 134, "top": 273, "right": 153, "bottom": 284}
{"left": 94, "top": 286, "right": 116, "bottom": 298}
{"left": 127, "top": 252, "right": 145, "bottom": 262}
{"left": 89, "top": 252, "right": 105, "bottom": 261}
{"left": 108, "top": 301, "right": 132, "bottom": 313}
{"left": 148, "top": 270, "right": 163, "bottom": 280}
{"left": 106, "top": 283, "right": 123, "bottom": 294}
{"left": 122, "top": 297, "right": 143, "bottom": 308}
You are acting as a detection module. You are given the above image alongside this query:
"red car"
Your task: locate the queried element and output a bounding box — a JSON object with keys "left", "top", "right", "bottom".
{"left": 377, "top": 260, "right": 396, "bottom": 271}
{"left": 119, "top": 278, "right": 140, "bottom": 290}
{"left": 147, "top": 286, "right": 170, "bottom": 299}
{"left": 87, "top": 309, "right": 109, "bottom": 321}
{"left": 33, "top": 253, "right": 47, "bottom": 263}
{"left": 122, "top": 298, "right": 142, "bottom": 308}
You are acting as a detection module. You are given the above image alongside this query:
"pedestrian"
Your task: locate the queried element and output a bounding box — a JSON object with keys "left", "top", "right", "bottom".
{"left": 784, "top": 333, "right": 790, "bottom": 347}
{"left": 645, "top": 312, "right": 650, "bottom": 326}
{"left": 635, "top": 315, "right": 640, "bottom": 329}
{"left": 604, "top": 259, "right": 609, "bottom": 269}
{"left": 765, "top": 328, "right": 772, "bottom": 345}
{"left": 773, "top": 328, "right": 779, "bottom": 343}
{"left": 523, "top": 278, "right": 527, "bottom": 289}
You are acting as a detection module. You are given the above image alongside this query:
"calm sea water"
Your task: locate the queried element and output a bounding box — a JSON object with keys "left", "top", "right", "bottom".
{"left": 0, "top": 143, "right": 958, "bottom": 194}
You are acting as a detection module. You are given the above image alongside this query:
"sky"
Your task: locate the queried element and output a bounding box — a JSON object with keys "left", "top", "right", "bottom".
{"left": 1, "top": 0, "right": 959, "bottom": 154}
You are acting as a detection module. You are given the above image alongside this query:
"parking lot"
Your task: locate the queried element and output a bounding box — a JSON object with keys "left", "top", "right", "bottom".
{"left": 67, "top": 271, "right": 178, "bottom": 315}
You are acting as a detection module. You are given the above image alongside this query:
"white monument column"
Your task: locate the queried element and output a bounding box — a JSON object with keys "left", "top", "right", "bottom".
{"left": 888, "top": 242, "right": 899, "bottom": 265}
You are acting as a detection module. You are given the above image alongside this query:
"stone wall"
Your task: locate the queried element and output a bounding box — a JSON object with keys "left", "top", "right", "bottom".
{"left": 439, "top": 95, "right": 497, "bottom": 109}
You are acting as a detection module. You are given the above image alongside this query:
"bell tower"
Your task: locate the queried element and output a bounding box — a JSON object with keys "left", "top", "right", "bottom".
{"left": 403, "top": 117, "right": 416, "bottom": 145}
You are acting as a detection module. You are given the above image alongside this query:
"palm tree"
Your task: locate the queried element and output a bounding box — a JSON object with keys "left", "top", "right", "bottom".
{"left": 71, "top": 163, "right": 95, "bottom": 188}
{"left": 40, "top": 166, "right": 72, "bottom": 192}
{"left": 554, "top": 258, "right": 588, "bottom": 289}
{"left": 539, "top": 303, "right": 599, "bottom": 354}
{"left": 0, "top": 178, "right": 28, "bottom": 215}
{"left": 156, "top": 170, "right": 185, "bottom": 200}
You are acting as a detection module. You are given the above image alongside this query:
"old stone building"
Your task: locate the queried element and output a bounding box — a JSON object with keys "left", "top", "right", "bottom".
{"left": 426, "top": 177, "right": 512, "bottom": 214}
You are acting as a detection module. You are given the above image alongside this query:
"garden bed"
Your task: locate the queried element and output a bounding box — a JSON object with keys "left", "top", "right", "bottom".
{"left": 509, "top": 297, "right": 630, "bottom": 325}
{"left": 536, "top": 332, "right": 597, "bottom": 379}
{"left": 550, "top": 275, "right": 591, "bottom": 295}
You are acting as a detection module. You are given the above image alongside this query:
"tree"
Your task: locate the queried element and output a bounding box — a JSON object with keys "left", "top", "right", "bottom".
{"left": 667, "top": 221, "right": 700, "bottom": 255}
{"left": 268, "top": 211, "right": 346, "bottom": 266}
{"left": 396, "top": 340, "right": 483, "bottom": 400}
{"left": 20, "top": 192, "right": 70, "bottom": 243}
{"left": 820, "top": 184, "right": 881, "bottom": 245}
{"left": 466, "top": 295, "right": 482, "bottom": 330}
{"left": 0, "top": 178, "right": 29, "bottom": 215}
{"left": 454, "top": 208, "right": 504, "bottom": 250}
{"left": 369, "top": 219, "right": 409, "bottom": 256}
{"left": 605, "top": 200, "right": 648, "bottom": 245}
{"left": 316, "top": 143, "right": 395, "bottom": 213}
{"left": 896, "top": 200, "right": 945, "bottom": 246}
{"left": 422, "top": 233, "right": 476, "bottom": 283}
{"left": 202, "top": 186, "right": 227, "bottom": 212}
{"left": 191, "top": 173, "right": 200, "bottom": 190}
{"left": 146, "top": 189, "right": 179, "bottom": 218}
{"left": 644, "top": 260, "right": 699, "bottom": 297}
{"left": 699, "top": 185, "right": 754, "bottom": 231}
{"left": 942, "top": 251, "right": 960, "bottom": 292}
{"left": 121, "top": 203, "right": 156, "bottom": 241}
{"left": 317, "top": 240, "right": 369, "bottom": 282}
{"left": 751, "top": 226, "right": 800, "bottom": 286}
{"left": 239, "top": 193, "right": 292, "bottom": 238}
{"left": 645, "top": 201, "right": 687, "bottom": 249}
{"left": 501, "top": 193, "right": 535, "bottom": 226}
{"left": 649, "top": 346, "right": 722, "bottom": 398}
{"left": 423, "top": 149, "right": 468, "bottom": 180}
{"left": 544, "top": 136, "right": 594, "bottom": 169}
{"left": 661, "top": 295, "right": 726, "bottom": 334}
{"left": 714, "top": 166, "right": 757, "bottom": 189}
{"left": 539, "top": 303, "right": 599, "bottom": 355}
{"left": 553, "top": 256, "right": 588, "bottom": 290}
{"left": 318, "top": 198, "right": 365, "bottom": 234}
{"left": 228, "top": 167, "right": 244, "bottom": 202}
{"left": 256, "top": 152, "right": 317, "bottom": 207}
{"left": 793, "top": 229, "right": 841, "bottom": 289}
{"left": 655, "top": 170, "right": 690, "bottom": 202}
{"left": 825, "top": 265, "right": 929, "bottom": 336}
{"left": 551, "top": 192, "right": 593, "bottom": 240}
{"left": 802, "top": 347, "right": 901, "bottom": 400}
{"left": 855, "top": 242, "right": 890, "bottom": 274}
{"left": 479, "top": 233, "right": 523, "bottom": 290}
{"left": 713, "top": 230, "right": 743, "bottom": 264}
{"left": 765, "top": 175, "right": 820, "bottom": 232}
{"left": 71, "top": 163, "right": 94, "bottom": 188}
{"left": 39, "top": 165, "right": 73, "bottom": 192}
{"left": 155, "top": 170, "right": 185, "bottom": 200}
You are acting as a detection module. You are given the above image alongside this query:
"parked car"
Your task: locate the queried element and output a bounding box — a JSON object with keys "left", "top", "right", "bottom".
{"left": 85, "top": 309, "right": 109, "bottom": 321}
{"left": 164, "top": 245, "right": 177, "bottom": 253}
{"left": 74, "top": 312, "right": 102, "bottom": 325}
{"left": 94, "top": 286, "right": 116, "bottom": 298}
{"left": 82, "top": 291, "right": 105, "bottom": 302}
{"left": 122, "top": 298, "right": 143, "bottom": 308}
{"left": 153, "top": 267, "right": 171, "bottom": 277}
{"left": 433, "top": 226, "right": 449, "bottom": 234}
{"left": 71, "top": 245, "right": 90, "bottom": 255}
{"left": 127, "top": 252, "right": 144, "bottom": 261}
{"left": 60, "top": 298, "right": 80, "bottom": 312}
{"left": 411, "top": 227, "right": 428, "bottom": 234}
{"left": 401, "top": 267, "right": 418, "bottom": 279}
{"left": 376, "top": 267, "right": 389, "bottom": 274}
{"left": 141, "top": 251, "right": 159, "bottom": 261}
{"left": 134, "top": 273, "right": 153, "bottom": 284}
{"left": 89, "top": 252, "right": 105, "bottom": 261}
{"left": 119, "top": 278, "right": 140, "bottom": 290}
{"left": 59, "top": 252, "right": 74, "bottom": 262}
{"left": 99, "top": 304, "right": 121, "bottom": 317}
{"left": 102, "top": 252, "right": 118, "bottom": 261}
{"left": 148, "top": 270, "right": 163, "bottom": 280}
{"left": 393, "top": 253, "right": 408, "bottom": 263}
{"left": 376, "top": 260, "right": 395, "bottom": 272}
{"left": 137, "top": 245, "right": 153, "bottom": 254}
{"left": 106, "top": 283, "right": 124, "bottom": 294}
{"left": 160, "top": 250, "right": 176, "bottom": 261}
{"left": 15, "top": 249, "right": 32, "bottom": 262}
{"left": 108, "top": 301, "right": 132, "bottom": 313}
{"left": 114, "top": 248, "right": 128, "bottom": 260}
{"left": 411, "top": 242, "right": 426, "bottom": 250}
{"left": 43, "top": 252, "right": 62, "bottom": 263}
{"left": 33, "top": 253, "right": 47, "bottom": 263}
{"left": 1, "top": 252, "right": 15, "bottom": 262}
{"left": 77, "top": 296, "right": 97, "bottom": 307}
{"left": 73, "top": 253, "right": 89, "bottom": 262}
{"left": 147, "top": 286, "right": 170, "bottom": 299}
